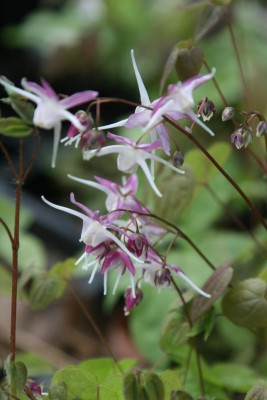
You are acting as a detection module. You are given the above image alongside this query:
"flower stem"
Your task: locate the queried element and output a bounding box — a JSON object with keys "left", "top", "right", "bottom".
{"left": 165, "top": 116, "right": 267, "bottom": 231}
{"left": 10, "top": 139, "right": 24, "bottom": 361}
{"left": 226, "top": 16, "right": 251, "bottom": 111}
{"left": 205, "top": 183, "right": 265, "bottom": 251}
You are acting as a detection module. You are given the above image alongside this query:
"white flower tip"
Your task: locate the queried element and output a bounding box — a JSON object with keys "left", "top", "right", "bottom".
{"left": 203, "top": 292, "right": 211, "bottom": 298}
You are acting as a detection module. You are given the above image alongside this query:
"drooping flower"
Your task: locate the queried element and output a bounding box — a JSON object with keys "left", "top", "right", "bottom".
{"left": 143, "top": 69, "right": 216, "bottom": 135}
{"left": 83, "top": 133, "right": 185, "bottom": 197}
{"left": 83, "top": 241, "right": 137, "bottom": 296}
{"left": 98, "top": 50, "right": 172, "bottom": 156}
{"left": 61, "top": 111, "right": 106, "bottom": 150}
{"left": 41, "top": 193, "right": 144, "bottom": 265}
{"left": 0, "top": 77, "right": 98, "bottom": 167}
{"left": 67, "top": 174, "right": 147, "bottom": 215}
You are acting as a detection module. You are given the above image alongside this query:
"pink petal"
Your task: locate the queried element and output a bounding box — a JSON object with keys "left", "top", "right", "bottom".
{"left": 59, "top": 90, "right": 98, "bottom": 109}
{"left": 125, "top": 109, "right": 151, "bottom": 128}
{"left": 124, "top": 174, "right": 138, "bottom": 195}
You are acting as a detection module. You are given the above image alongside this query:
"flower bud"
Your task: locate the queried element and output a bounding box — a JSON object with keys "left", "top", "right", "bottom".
{"left": 25, "top": 380, "right": 42, "bottom": 397}
{"left": 198, "top": 98, "right": 216, "bottom": 121}
{"left": 80, "top": 129, "right": 105, "bottom": 150}
{"left": 124, "top": 288, "right": 143, "bottom": 315}
{"left": 222, "top": 106, "right": 235, "bottom": 121}
{"left": 175, "top": 45, "right": 204, "bottom": 81}
{"left": 154, "top": 268, "right": 172, "bottom": 287}
{"left": 256, "top": 120, "right": 267, "bottom": 137}
{"left": 127, "top": 233, "right": 149, "bottom": 257}
{"left": 173, "top": 150, "right": 184, "bottom": 167}
{"left": 242, "top": 129, "right": 252, "bottom": 147}
{"left": 231, "top": 129, "right": 244, "bottom": 149}
{"left": 67, "top": 110, "right": 93, "bottom": 138}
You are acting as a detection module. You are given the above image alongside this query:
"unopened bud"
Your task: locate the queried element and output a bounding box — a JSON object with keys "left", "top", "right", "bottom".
{"left": 222, "top": 106, "right": 235, "bottom": 122}
{"left": 198, "top": 98, "right": 216, "bottom": 121}
{"left": 155, "top": 269, "right": 172, "bottom": 287}
{"left": 242, "top": 129, "right": 252, "bottom": 147}
{"left": 80, "top": 129, "right": 105, "bottom": 150}
{"left": 173, "top": 150, "right": 184, "bottom": 167}
{"left": 231, "top": 129, "right": 244, "bottom": 149}
{"left": 256, "top": 120, "right": 267, "bottom": 137}
{"left": 67, "top": 111, "right": 93, "bottom": 138}
{"left": 124, "top": 288, "right": 143, "bottom": 315}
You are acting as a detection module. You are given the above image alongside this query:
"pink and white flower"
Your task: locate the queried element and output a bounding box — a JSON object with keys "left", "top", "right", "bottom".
{"left": 83, "top": 133, "right": 184, "bottom": 197}
{"left": 0, "top": 77, "right": 98, "bottom": 167}
{"left": 67, "top": 174, "right": 147, "bottom": 215}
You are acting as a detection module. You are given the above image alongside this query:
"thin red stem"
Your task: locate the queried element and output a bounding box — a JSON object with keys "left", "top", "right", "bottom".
{"left": 10, "top": 139, "right": 24, "bottom": 361}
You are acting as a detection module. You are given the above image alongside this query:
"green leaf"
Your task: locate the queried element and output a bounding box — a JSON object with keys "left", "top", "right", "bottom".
{"left": 160, "top": 311, "right": 190, "bottom": 358}
{"left": 151, "top": 164, "right": 195, "bottom": 222}
{"left": 16, "top": 352, "right": 54, "bottom": 376}
{"left": 170, "top": 390, "right": 194, "bottom": 400}
{"left": 48, "top": 258, "right": 76, "bottom": 281}
{"left": 245, "top": 381, "right": 267, "bottom": 400}
{"left": 211, "top": 363, "right": 260, "bottom": 393}
{"left": 222, "top": 278, "right": 267, "bottom": 328}
{"left": 160, "top": 370, "right": 182, "bottom": 400}
{"left": 49, "top": 381, "right": 68, "bottom": 400}
{"left": 79, "top": 358, "right": 136, "bottom": 383}
{"left": 123, "top": 371, "right": 141, "bottom": 400}
{"left": 0, "top": 117, "right": 32, "bottom": 137}
{"left": 28, "top": 258, "right": 76, "bottom": 310}
{"left": 143, "top": 373, "right": 165, "bottom": 400}
{"left": 29, "top": 273, "right": 64, "bottom": 310}
{"left": 191, "top": 264, "right": 233, "bottom": 322}
{"left": 52, "top": 365, "right": 98, "bottom": 400}
{"left": 4, "top": 357, "right": 27, "bottom": 396}
{"left": 188, "top": 307, "right": 216, "bottom": 340}
{"left": 101, "top": 375, "right": 123, "bottom": 400}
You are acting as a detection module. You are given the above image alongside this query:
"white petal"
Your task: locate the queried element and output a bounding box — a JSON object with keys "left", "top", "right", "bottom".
{"left": 104, "top": 230, "right": 144, "bottom": 264}
{"left": 41, "top": 196, "right": 87, "bottom": 221}
{"left": 0, "top": 78, "right": 40, "bottom": 104}
{"left": 131, "top": 49, "right": 150, "bottom": 106}
{"left": 51, "top": 122, "right": 61, "bottom": 168}
{"left": 98, "top": 119, "right": 128, "bottom": 130}
{"left": 178, "top": 271, "right": 211, "bottom": 298}
{"left": 137, "top": 158, "right": 162, "bottom": 197}
{"left": 68, "top": 174, "right": 111, "bottom": 196}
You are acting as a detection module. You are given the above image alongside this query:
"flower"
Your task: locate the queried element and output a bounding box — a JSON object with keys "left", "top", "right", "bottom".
{"left": 67, "top": 174, "right": 147, "bottom": 215}
{"left": 41, "top": 193, "right": 144, "bottom": 265}
{"left": 0, "top": 77, "right": 98, "bottom": 167}
{"left": 142, "top": 252, "right": 210, "bottom": 298}
{"left": 98, "top": 50, "right": 172, "bottom": 156}
{"left": 144, "top": 69, "right": 216, "bottom": 135}
{"left": 83, "top": 133, "right": 185, "bottom": 197}
{"left": 84, "top": 241, "right": 137, "bottom": 296}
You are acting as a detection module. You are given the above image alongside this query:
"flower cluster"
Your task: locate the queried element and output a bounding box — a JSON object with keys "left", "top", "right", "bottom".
{"left": 42, "top": 173, "right": 210, "bottom": 315}
{"left": 0, "top": 49, "right": 215, "bottom": 314}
